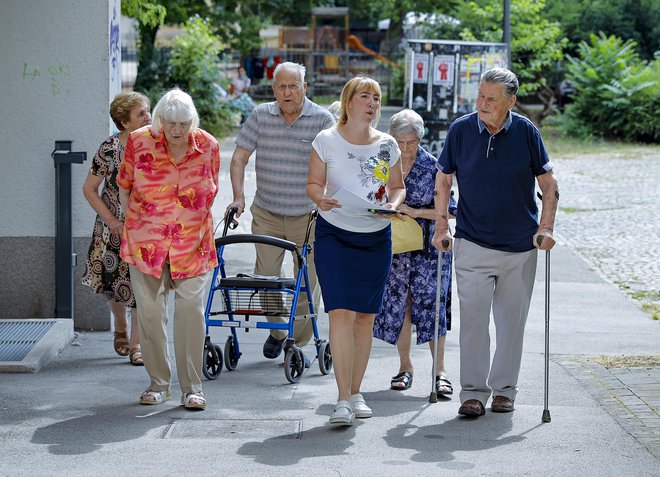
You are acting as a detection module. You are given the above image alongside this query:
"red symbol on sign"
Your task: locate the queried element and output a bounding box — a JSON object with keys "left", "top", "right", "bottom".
{"left": 439, "top": 63, "right": 449, "bottom": 80}
{"left": 416, "top": 62, "right": 424, "bottom": 79}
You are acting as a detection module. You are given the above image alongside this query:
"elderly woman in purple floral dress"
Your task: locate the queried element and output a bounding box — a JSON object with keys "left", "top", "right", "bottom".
{"left": 373, "top": 109, "right": 456, "bottom": 396}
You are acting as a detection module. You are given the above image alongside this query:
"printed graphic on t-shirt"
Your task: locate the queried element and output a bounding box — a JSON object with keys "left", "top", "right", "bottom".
{"left": 354, "top": 142, "right": 393, "bottom": 204}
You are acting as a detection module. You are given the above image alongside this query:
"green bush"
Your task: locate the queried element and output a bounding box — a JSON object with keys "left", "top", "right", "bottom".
{"left": 168, "top": 15, "right": 235, "bottom": 139}
{"left": 563, "top": 33, "right": 658, "bottom": 142}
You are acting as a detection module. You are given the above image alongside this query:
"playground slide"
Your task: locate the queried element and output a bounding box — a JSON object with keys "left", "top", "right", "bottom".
{"left": 347, "top": 35, "right": 399, "bottom": 67}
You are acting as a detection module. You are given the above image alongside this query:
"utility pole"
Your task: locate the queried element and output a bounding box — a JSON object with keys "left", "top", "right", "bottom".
{"left": 503, "top": 0, "right": 511, "bottom": 67}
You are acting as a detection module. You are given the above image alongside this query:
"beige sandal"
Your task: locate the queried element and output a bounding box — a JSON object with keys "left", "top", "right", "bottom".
{"left": 113, "top": 331, "right": 129, "bottom": 356}
{"left": 139, "top": 389, "right": 171, "bottom": 405}
{"left": 129, "top": 347, "right": 143, "bottom": 366}
{"left": 181, "top": 392, "right": 206, "bottom": 410}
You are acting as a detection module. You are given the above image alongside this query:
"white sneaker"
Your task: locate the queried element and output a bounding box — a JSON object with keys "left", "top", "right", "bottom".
{"left": 350, "top": 393, "right": 373, "bottom": 418}
{"left": 329, "top": 400, "right": 354, "bottom": 425}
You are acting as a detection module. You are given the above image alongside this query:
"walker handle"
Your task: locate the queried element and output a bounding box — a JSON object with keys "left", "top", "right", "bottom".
{"left": 223, "top": 207, "right": 239, "bottom": 237}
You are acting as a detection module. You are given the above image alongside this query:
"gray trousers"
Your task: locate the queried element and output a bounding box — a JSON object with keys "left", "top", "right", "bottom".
{"left": 454, "top": 238, "right": 538, "bottom": 405}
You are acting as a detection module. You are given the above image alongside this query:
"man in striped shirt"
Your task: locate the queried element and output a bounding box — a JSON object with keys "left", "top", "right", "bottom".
{"left": 227, "top": 62, "right": 336, "bottom": 363}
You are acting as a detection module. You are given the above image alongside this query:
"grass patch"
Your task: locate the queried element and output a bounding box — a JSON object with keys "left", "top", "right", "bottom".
{"left": 560, "top": 207, "right": 596, "bottom": 213}
{"left": 589, "top": 355, "right": 660, "bottom": 368}
{"left": 541, "top": 128, "right": 659, "bottom": 158}
{"left": 622, "top": 289, "right": 660, "bottom": 321}
{"left": 641, "top": 303, "right": 660, "bottom": 320}
{"left": 312, "top": 95, "right": 340, "bottom": 105}
{"left": 630, "top": 290, "right": 660, "bottom": 301}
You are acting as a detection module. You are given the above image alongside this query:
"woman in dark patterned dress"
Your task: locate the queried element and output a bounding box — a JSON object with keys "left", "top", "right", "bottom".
{"left": 82, "top": 92, "right": 151, "bottom": 365}
{"left": 373, "top": 109, "right": 457, "bottom": 396}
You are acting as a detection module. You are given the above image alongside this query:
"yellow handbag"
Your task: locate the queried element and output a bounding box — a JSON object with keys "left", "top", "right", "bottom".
{"left": 391, "top": 215, "right": 424, "bottom": 254}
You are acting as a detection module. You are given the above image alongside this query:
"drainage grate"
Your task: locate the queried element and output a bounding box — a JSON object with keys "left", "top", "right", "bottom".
{"left": 0, "top": 320, "right": 56, "bottom": 361}
{"left": 163, "top": 419, "right": 302, "bottom": 440}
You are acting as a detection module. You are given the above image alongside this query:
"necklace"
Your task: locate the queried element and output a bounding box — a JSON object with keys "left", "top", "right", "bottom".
{"left": 402, "top": 161, "right": 414, "bottom": 175}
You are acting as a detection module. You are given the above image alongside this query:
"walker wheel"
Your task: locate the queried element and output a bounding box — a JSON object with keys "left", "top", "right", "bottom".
{"left": 284, "top": 347, "right": 304, "bottom": 383}
{"left": 318, "top": 340, "right": 332, "bottom": 375}
{"left": 224, "top": 336, "right": 239, "bottom": 371}
{"left": 202, "top": 342, "right": 223, "bottom": 380}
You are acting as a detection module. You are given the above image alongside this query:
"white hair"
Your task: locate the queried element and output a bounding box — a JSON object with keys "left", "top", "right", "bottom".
{"left": 151, "top": 88, "right": 200, "bottom": 134}
{"left": 273, "top": 62, "right": 306, "bottom": 83}
{"left": 389, "top": 109, "right": 425, "bottom": 140}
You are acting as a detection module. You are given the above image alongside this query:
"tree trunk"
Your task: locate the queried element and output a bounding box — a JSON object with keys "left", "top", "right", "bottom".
{"left": 133, "top": 24, "right": 159, "bottom": 92}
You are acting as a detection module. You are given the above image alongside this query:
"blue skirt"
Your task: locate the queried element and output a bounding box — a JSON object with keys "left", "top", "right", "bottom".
{"left": 314, "top": 215, "right": 392, "bottom": 313}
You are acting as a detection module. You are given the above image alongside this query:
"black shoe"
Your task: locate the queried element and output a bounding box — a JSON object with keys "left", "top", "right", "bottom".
{"left": 263, "top": 335, "right": 285, "bottom": 359}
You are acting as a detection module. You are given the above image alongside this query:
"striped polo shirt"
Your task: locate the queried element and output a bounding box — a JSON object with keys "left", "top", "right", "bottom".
{"left": 235, "top": 97, "right": 335, "bottom": 216}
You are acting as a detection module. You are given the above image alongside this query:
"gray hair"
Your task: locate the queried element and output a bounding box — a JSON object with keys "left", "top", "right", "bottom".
{"left": 480, "top": 67, "right": 519, "bottom": 97}
{"left": 389, "top": 109, "right": 425, "bottom": 140}
{"left": 327, "top": 100, "right": 341, "bottom": 120}
{"left": 273, "top": 62, "right": 306, "bottom": 84}
{"left": 151, "top": 87, "right": 199, "bottom": 135}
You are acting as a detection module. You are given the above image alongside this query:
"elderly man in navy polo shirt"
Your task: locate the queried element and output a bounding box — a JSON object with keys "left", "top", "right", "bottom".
{"left": 432, "top": 67, "right": 559, "bottom": 418}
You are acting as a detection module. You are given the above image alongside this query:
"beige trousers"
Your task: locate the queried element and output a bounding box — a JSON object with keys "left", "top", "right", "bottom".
{"left": 129, "top": 264, "right": 211, "bottom": 395}
{"left": 250, "top": 204, "right": 318, "bottom": 345}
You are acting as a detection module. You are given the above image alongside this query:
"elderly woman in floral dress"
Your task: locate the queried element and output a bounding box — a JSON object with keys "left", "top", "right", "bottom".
{"left": 373, "top": 109, "right": 456, "bottom": 397}
{"left": 118, "top": 88, "right": 221, "bottom": 410}
{"left": 82, "top": 91, "right": 151, "bottom": 366}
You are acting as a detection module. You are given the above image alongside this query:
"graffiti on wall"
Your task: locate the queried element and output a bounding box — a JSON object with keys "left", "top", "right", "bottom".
{"left": 22, "top": 62, "right": 71, "bottom": 96}
{"left": 109, "top": 0, "right": 121, "bottom": 94}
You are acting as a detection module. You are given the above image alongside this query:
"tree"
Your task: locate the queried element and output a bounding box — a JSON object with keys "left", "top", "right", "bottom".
{"left": 564, "top": 33, "right": 658, "bottom": 142}
{"left": 424, "top": 0, "right": 567, "bottom": 123}
{"left": 122, "top": 0, "right": 212, "bottom": 91}
{"left": 169, "top": 16, "right": 236, "bottom": 137}
{"left": 544, "top": 0, "right": 660, "bottom": 60}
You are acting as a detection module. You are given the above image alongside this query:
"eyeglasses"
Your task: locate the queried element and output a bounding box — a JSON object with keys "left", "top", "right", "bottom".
{"left": 275, "top": 83, "right": 301, "bottom": 92}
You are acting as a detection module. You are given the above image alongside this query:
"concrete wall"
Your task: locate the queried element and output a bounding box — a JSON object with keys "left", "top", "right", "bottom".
{"left": 0, "top": 0, "right": 120, "bottom": 330}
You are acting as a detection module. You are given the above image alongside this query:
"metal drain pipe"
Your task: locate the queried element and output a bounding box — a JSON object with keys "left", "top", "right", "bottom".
{"left": 51, "top": 141, "right": 86, "bottom": 320}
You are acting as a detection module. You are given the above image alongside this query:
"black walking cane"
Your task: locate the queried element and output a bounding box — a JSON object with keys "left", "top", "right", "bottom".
{"left": 429, "top": 238, "right": 450, "bottom": 403}
{"left": 537, "top": 192, "right": 552, "bottom": 423}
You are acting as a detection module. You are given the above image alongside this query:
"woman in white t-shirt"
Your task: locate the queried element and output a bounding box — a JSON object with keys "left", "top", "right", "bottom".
{"left": 307, "top": 76, "right": 405, "bottom": 426}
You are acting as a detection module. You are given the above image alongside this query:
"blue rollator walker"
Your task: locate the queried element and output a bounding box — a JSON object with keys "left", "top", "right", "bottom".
{"left": 202, "top": 207, "right": 332, "bottom": 383}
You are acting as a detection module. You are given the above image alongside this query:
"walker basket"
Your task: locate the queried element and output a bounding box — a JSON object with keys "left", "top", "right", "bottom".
{"left": 218, "top": 275, "right": 296, "bottom": 317}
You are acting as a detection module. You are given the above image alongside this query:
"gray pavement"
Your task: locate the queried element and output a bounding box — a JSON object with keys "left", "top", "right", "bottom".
{"left": 1, "top": 132, "right": 659, "bottom": 475}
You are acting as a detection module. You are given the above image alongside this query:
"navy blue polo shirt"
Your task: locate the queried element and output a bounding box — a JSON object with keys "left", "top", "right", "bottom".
{"left": 437, "top": 111, "right": 553, "bottom": 252}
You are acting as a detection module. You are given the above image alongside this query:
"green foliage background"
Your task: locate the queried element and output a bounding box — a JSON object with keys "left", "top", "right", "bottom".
{"left": 563, "top": 33, "right": 658, "bottom": 142}
{"left": 121, "top": 0, "right": 659, "bottom": 142}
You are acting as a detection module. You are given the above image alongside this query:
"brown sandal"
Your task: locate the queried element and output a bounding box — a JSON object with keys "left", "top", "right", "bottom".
{"left": 129, "top": 347, "right": 144, "bottom": 366}
{"left": 113, "top": 331, "right": 130, "bottom": 356}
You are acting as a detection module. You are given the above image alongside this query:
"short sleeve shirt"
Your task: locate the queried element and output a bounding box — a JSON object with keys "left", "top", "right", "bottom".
{"left": 117, "top": 126, "right": 221, "bottom": 279}
{"left": 231, "top": 75, "right": 251, "bottom": 93}
{"left": 313, "top": 126, "right": 401, "bottom": 233}
{"left": 437, "top": 112, "right": 553, "bottom": 252}
{"left": 235, "top": 97, "right": 335, "bottom": 216}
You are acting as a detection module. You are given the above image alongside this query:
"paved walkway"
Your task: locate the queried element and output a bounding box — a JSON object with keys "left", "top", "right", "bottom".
{"left": 550, "top": 143, "right": 660, "bottom": 463}
{"left": 0, "top": 133, "right": 658, "bottom": 475}
{"left": 553, "top": 145, "right": 660, "bottom": 293}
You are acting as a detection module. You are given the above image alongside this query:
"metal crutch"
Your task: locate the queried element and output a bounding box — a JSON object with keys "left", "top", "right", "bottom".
{"left": 429, "top": 239, "right": 449, "bottom": 403}
{"left": 538, "top": 234, "right": 552, "bottom": 423}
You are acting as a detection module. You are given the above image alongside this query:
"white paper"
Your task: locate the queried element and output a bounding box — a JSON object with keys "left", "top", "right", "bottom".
{"left": 331, "top": 187, "right": 393, "bottom": 213}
